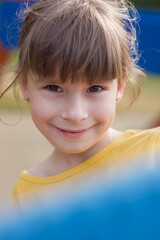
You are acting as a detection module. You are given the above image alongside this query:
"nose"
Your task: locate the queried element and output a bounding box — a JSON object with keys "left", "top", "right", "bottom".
{"left": 61, "top": 95, "right": 88, "bottom": 123}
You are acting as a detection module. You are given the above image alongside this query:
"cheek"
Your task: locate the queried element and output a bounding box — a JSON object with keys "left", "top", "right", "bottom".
{"left": 29, "top": 97, "right": 58, "bottom": 125}
{"left": 92, "top": 100, "right": 116, "bottom": 123}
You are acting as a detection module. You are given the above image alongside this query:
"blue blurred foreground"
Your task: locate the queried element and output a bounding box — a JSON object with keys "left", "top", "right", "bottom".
{"left": 0, "top": 165, "right": 160, "bottom": 240}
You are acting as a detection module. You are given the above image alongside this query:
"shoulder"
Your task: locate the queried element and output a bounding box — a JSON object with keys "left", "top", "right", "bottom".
{"left": 125, "top": 127, "right": 160, "bottom": 140}
{"left": 12, "top": 171, "right": 35, "bottom": 202}
{"left": 120, "top": 127, "right": 160, "bottom": 152}
{"left": 12, "top": 171, "right": 42, "bottom": 210}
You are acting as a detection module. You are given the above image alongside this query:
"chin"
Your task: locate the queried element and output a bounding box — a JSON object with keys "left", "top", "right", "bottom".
{"left": 57, "top": 144, "right": 91, "bottom": 155}
{"left": 61, "top": 148, "right": 87, "bottom": 154}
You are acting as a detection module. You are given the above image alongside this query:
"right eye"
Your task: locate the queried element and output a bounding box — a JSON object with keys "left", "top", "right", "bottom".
{"left": 45, "top": 85, "right": 62, "bottom": 92}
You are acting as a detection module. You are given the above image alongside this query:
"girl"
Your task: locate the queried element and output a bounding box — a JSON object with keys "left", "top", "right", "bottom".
{"left": 1, "top": 0, "right": 160, "bottom": 210}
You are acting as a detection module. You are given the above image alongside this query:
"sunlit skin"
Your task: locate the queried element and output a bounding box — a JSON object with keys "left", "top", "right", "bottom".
{"left": 21, "top": 75, "right": 125, "bottom": 176}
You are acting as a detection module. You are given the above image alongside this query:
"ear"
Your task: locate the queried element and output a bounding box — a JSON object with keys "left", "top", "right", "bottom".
{"left": 20, "top": 81, "right": 29, "bottom": 102}
{"left": 116, "top": 81, "right": 126, "bottom": 103}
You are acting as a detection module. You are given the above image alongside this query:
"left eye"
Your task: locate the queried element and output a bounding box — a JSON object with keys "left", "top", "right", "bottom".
{"left": 45, "top": 85, "right": 62, "bottom": 92}
{"left": 87, "top": 85, "right": 104, "bottom": 93}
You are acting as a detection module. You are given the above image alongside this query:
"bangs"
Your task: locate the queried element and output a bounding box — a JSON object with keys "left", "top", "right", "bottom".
{"left": 19, "top": 1, "right": 125, "bottom": 84}
{"left": 1, "top": 0, "right": 144, "bottom": 105}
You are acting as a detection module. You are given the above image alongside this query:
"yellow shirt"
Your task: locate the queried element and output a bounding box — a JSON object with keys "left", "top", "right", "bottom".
{"left": 12, "top": 128, "right": 160, "bottom": 210}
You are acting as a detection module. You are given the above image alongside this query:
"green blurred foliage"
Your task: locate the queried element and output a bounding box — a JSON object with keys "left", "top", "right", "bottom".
{"left": 131, "top": 0, "right": 160, "bottom": 8}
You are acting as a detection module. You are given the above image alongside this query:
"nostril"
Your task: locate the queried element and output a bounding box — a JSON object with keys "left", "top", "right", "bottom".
{"left": 61, "top": 110, "right": 88, "bottom": 122}
{"left": 60, "top": 96, "right": 88, "bottom": 122}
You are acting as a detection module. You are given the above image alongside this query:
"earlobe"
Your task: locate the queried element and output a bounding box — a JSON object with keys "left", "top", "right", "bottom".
{"left": 20, "top": 81, "right": 29, "bottom": 102}
{"left": 116, "top": 81, "right": 126, "bottom": 103}
{"left": 25, "top": 98, "right": 30, "bottom": 102}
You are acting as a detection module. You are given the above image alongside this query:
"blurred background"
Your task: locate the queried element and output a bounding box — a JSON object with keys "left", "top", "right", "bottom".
{"left": 0, "top": 0, "right": 160, "bottom": 205}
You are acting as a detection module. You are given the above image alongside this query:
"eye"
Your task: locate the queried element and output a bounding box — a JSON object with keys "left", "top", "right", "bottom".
{"left": 45, "top": 85, "right": 62, "bottom": 92}
{"left": 87, "top": 85, "right": 105, "bottom": 93}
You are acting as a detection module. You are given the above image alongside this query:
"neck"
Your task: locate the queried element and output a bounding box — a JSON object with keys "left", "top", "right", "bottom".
{"left": 28, "top": 128, "right": 123, "bottom": 177}
{"left": 48, "top": 128, "right": 122, "bottom": 173}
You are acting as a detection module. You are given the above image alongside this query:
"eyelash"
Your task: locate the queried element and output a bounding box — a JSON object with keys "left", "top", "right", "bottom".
{"left": 45, "top": 85, "right": 105, "bottom": 93}
{"left": 87, "top": 85, "right": 105, "bottom": 93}
{"left": 45, "top": 85, "right": 62, "bottom": 92}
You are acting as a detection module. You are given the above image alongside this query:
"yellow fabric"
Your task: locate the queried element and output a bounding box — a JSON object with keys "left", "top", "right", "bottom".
{"left": 12, "top": 128, "right": 160, "bottom": 210}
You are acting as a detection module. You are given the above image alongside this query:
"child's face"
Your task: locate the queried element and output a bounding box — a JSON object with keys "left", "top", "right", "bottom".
{"left": 21, "top": 75, "right": 124, "bottom": 155}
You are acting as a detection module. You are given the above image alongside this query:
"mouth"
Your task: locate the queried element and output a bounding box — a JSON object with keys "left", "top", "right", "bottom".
{"left": 55, "top": 127, "right": 91, "bottom": 137}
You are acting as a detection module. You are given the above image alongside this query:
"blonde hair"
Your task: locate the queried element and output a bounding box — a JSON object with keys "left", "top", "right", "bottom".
{"left": 1, "top": 0, "right": 144, "bottom": 102}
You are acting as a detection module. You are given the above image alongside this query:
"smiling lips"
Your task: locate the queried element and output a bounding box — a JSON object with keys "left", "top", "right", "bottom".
{"left": 56, "top": 127, "right": 91, "bottom": 137}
